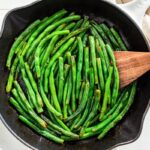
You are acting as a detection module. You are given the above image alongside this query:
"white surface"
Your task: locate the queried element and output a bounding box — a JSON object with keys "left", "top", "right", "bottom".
{"left": 0, "top": 0, "right": 150, "bottom": 150}
{"left": 112, "top": 0, "right": 150, "bottom": 28}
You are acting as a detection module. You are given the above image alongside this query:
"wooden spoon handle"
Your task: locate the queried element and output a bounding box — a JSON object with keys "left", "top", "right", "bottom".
{"left": 114, "top": 51, "right": 150, "bottom": 88}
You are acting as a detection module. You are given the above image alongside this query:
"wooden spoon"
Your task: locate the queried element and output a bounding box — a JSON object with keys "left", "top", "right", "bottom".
{"left": 114, "top": 51, "right": 150, "bottom": 88}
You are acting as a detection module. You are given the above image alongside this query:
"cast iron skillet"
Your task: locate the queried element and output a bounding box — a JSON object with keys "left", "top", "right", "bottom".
{"left": 0, "top": 0, "right": 150, "bottom": 150}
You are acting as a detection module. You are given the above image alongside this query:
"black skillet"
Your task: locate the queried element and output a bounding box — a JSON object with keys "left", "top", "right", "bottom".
{"left": 0, "top": 0, "right": 150, "bottom": 150}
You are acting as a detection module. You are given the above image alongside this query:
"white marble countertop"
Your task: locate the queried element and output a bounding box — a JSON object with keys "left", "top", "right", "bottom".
{"left": 0, "top": 0, "right": 150, "bottom": 150}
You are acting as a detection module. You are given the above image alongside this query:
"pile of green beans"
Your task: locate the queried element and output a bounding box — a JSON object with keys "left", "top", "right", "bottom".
{"left": 6, "top": 9, "right": 137, "bottom": 144}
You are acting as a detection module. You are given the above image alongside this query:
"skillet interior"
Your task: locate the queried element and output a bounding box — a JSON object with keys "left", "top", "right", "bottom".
{"left": 0, "top": 0, "right": 150, "bottom": 150}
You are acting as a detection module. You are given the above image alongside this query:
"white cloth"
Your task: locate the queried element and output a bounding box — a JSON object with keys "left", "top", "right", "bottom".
{"left": 143, "top": 14, "right": 150, "bottom": 43}
{"left": 110, "top": 0, "right": 150, "bottom": 44}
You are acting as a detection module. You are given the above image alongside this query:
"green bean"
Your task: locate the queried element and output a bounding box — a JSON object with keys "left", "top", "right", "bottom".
{"left": 15, "top": 38, "right": 27, "bottom": 54}
{"left": 6, "top": 58, "right": 19, "bottom": 93}
{"left": 68, "top": 105, "right": 73, "bottom": 116}
{"left": 66, "top": 81, "right": 90, "bottom": 121}
{"left": 80, "top": 132, "right": 98, "bottom": 140}
{"left": 40, "top": 36, "right": 58, "bottom": 67}
{"left": 71, "top": 56, "right": 77, "bottom": 111}
{"left": 20, "top": 61, "right": 38, "bottom": 103}
{"left": 88, "top": 68, "right": 95, "bottom": 99}
{"left": 72, "top": 19, "right": 83, "bottom": 31}
{"left": 89, "top": 114, "right": 99, "bottom": 126}
{"left": 47, "top": 110, "right": 59, "bottom": 126}
{"left": 52, "top": 26, "right": 90, "bottom": 55}
{"left": 83, "top": 46, "right": 89, "bottom": 81}
{"left": 19, "top": 115, "right": 63, "bottom": 144}
{"left": 95, "top": 39, "right": 108, "bottom": 81}
{"left": 78, "top": 82, "right": 85, "bottom": 104}
{"left": 9, "top": 97, "right": 31, "bottom": 120}
{"left": 92, "top": 92, "right": 129, "bottom": 133}
{"left": 77, "top": 69, "right": 94, "bottom": 130}
{"left": 47, "top": 126, "right": 61, "bottom": 136}
{"left": 44, "top": 37, "right": 75, "bottom": 93}
{"left": 49, "top": 63, "right": 61, "bottom": 113}
{"left": 10, "top": 97, "right": 45, "bottom": 130}
{"left": 14, "top": 64, "right": 21, "bottom": 80}
{"left": 84, "top": 90, "right": 101, "bottom": 127}
{"left": 13, "top": 81, "right": 31, "bottom": 110}
{"left": 28, "top": 9, "right": 67, "bottom": 45}
{"left": 101, "top": 89, "right": 129, "bottom": 121}
{"left": 68, "top": 40, "right": 78, "bottom": 54}
{"left": 64, "top": 64, "right": 70, "bottom": 79}
{"left": 92, "top": 22, "right": 112, "bottom": 47}
{"left": 100, "top": 66, "right": 113, "bottom": 120}
{"left": 26, "top": 15, "right": 80, "bottom": 59}
{"left": 70, "top": 114, "right": 81, "bottom": 130}
{"left": 100, "top": 24, "right": 119, "bottom": 49}
{"left": 21, "top": 67, "right": 43, "bottom": 113}
{"left": 64, "top": 22, "right": 76, "bottom": 30}
{"left": 64, "top": 71, "right": 72, "bottom": 119}
{"left": 69, "top": 12, "right": 75, "bottom": 16}
{"left": 98, "top": 83, "right": 137, "bottom": 139}
{"left": 41, "top": 115, "right": 79, "bottom": 139}
{"left": 28, "top": 43, "right": 44, "bottom": 72}
{"left": 27, "top": 91, "right": 34, "bottom": 109}
{"left": 54, "top": 23, "right": 78, "bottom": 55}
{"left": 96, "top": 58, "right": 105, "bottom": 93}
{"left": 58, "top": 57, "right": 64, "bottom": 104}
{"left": 35, "top": 30, "right": 70, "bottom": 77}
{"left": 79, "top": 17, "right": 90, "bottom": 37}
{"left": 14, "top": 40, "right": 28, "bottom": 79}
{"left": 90, "top": 27, "right": 103, "bottom": 42}
{"left": 102, "top": 47, "right": 110, "bottom": 69}
{"left": 39, "top": 16, "right": 48, "bottom": 24}
{"left": 39, "top": 78, "right": 62, "bottom": 117}
{"left": 13, "top": 81, "right": 47, "bottom": 128}
{"left": 41, "top": 16, "right": 49, "bottom": 22}
{"left": 66, "top": 71, "right": 72, "bottom": 105}
{"left": 80, "top": 90, "right": 101, "bottom": 135}
{"left": 110, "top": 27, "right": 127, "bottom": 50}
{"left": 66, "top": 51, "right": 71, "bottom": 64}
{"left": 63, "top": 73, "right": 69, "bottom": 119}
{"left": 53, "top": 115, "right": 71, "bottom": 132}
{"left": 23, "top": 13, "right": 68, "bottom": 59}
{"left": 11, "top": 88, "right": 27, "bottom": 111}
{"left": 39, "top": 23, "right": 66, "bottom": 66}
{"left": 85, "top": 100, "right": 123, "bottom": 133}
{"left": 74, "top": 95, "right": 92, "bottom": 129}
{"left": 91, "top": 27, "right": 109, "bottom": 79}
{"left": 64, "top": 62, "right": 72, "bottom": 102}
{"left": 6, "top": 20, "right": 41, "bottom": 68}
{"left": 89, "top": 36, "right": 99, "bottom": 84}
{"left": 24, "top": 62, "right": 43, "bottom": 108}
{"left": 38, "top": 43, "right": 49, "bottom": 66}
{"left": 81, "top": 16, "right": 89, "bottom": 27}
{"left": 11, "top": 96, "right": 44, "bottom": 129}
{"left": 105, "top": 44, "right": 119, "bottom": 105}
{"left": 76, "top": 37, "right": 84, "bottom": 99}
{"left": 98, "top": 38, "right": 110, "bottom": 70}
{"left": 61, "top": 135, "right": 79, "bottom": 141}
{"left": 83, "top": 34, "right": 88, "bottom": 47}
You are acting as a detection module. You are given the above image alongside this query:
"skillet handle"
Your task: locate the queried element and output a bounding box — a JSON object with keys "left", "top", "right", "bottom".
{"left": 104, "top": 0, "right": 150, "bottom": 29}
